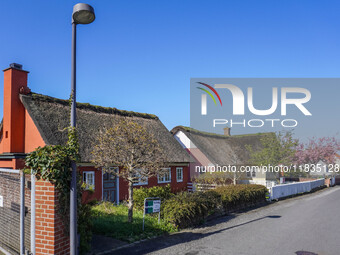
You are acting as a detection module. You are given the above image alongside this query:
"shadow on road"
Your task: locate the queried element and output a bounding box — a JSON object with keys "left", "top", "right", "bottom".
{"left": 113, "top": 214, "right": 282, "bottom": 255}
{"left": 295, "top": 251, "right": 318, "bottom": 255}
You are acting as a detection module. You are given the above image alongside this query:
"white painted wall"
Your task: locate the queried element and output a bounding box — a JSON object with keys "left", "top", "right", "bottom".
{"left": 250, "top": 179, "right": 277, "bottom": 189}
{"left": 173, "top": 131, "right": 197, "bottom": 149}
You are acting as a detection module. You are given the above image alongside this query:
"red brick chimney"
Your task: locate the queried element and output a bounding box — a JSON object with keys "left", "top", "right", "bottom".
{"left": 2, "top": 63, "right": 29, "bottom": 153}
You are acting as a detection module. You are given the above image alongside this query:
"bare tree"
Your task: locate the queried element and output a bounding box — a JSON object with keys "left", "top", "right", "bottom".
{"left": 91, "top": 119, "right": 167, "bottom": 222}
{"left": 228, "top": 153, "right": 246, "bottom": 185}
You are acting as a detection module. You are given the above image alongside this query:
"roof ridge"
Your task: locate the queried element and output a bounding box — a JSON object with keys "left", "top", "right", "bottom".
{"left": 22, "top": 92, "right": 159, "bottom": 120}
{"left": 171, "top": 125, "right": 272, "bottom": 138}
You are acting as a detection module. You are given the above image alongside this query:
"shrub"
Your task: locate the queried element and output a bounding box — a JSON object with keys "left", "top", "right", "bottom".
{"left": 162, "top": 190, "right": 221, "bottom": 228}
{"left": 162, "top": 184, "right": 267, "bottom": 229}
{"left": 78, "top": 204, "right": 93, "bottom": 254}
{"left": 134, "top": 185, "right": 174, "bottom": 209}
{"left": 214, "top": 184, "right": 267, "bottom": 211}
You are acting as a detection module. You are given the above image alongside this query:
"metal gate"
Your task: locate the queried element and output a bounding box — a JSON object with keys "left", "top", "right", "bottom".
{"left": 0, "top": 169, "right": 35, "bottom": 255}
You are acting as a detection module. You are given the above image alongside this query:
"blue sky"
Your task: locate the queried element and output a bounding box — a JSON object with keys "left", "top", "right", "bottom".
{"left": 0, "top": 0, "right": 339, "bottom": 139}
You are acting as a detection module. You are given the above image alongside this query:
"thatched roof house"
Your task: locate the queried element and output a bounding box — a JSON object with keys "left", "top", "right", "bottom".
{"left": 0, "top": 64, "right": 191, "bottom": 204}
{"left": 20, "top": 93, "right": 190, "bottom": 164}
{"left": 171, "top": 126, "right": 279, "bottom": 184}
{"left": 171, "top": 126, "right": 270, "bottom": 166}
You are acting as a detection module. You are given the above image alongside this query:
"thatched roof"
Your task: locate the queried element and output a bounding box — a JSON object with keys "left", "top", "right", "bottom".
{"left": 171, "top": 126, "right": 273, "bottom": 165}
{"left": 20, "top": 93, "right": 190, "bottom": 163}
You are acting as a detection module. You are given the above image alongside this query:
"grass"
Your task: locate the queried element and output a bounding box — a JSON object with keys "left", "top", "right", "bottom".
{"left": 91, "top": 202, "right": 177, "bottom": 243}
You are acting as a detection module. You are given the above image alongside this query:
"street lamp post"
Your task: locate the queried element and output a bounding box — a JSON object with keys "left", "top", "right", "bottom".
{"left": 70, "top": 3, "right": 95, "bottom": 255}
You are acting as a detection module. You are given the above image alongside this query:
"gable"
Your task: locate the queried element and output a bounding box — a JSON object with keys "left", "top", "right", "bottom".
{"left": 24, "top": 110, "right": 46, "bottom": 153}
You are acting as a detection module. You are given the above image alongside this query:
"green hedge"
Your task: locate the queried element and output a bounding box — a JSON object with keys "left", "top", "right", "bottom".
{"left": 134, "top": 184, "right": 174, "bottom": 209}
{"left": 215, "top": 184, "right": 267, "bottom": 211}
{"left": 162, "top": 190, "right": 221, "bottom": 229}
{"left": 162, "top": 184, "right": 267, "bottom": 228}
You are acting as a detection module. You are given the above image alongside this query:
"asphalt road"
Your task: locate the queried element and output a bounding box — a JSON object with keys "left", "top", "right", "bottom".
{"left": 113, "top": 186, "right": 340, "bottom": 255}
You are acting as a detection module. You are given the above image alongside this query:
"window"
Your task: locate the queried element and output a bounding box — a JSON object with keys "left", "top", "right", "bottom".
{"left": 246, "top": 168, "right": 256, "bottom": 178}
{"left": 133, "top": 169, "right": 148, "bottom": 186}
{"left": 83, "top": 171, "right": 95, "bottom": 190}
{"left": 176, "top": 167, "right": 183, "bottom": 182}
{"left": 104, "top": 167, "right": 118, "bottom": 181}
{"left": 158, "top": 168, "right": 171, "bottom": 183}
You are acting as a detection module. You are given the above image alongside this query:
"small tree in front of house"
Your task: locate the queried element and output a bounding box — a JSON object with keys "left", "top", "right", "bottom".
{"left": 228, "top": 152, "right": 247, "bottom": 185}
{"left": 246, "top": 131, "right": 301, "bottom": 177}
{"left": 91, "top": 119, "right": 167, "bottom": 222}
{"left": 246, "top": 131, "right": 299, "bottom": 166}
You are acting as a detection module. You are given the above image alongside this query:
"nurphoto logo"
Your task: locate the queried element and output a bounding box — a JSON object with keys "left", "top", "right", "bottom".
{"left": 192, "top": 79, "right": 313, "bottom": 129}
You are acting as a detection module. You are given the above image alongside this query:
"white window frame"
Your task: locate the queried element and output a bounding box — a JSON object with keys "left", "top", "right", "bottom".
{"left": 158, "top": 168, "right": 171, "bottom": 183}
{"left": 176, "top": 167, "right": 183, "bottom": 182}
{"left": 247, "top": 169, "right": 256, "bottom": 178}
{"left": 109, "top": 166, "right": 119, "bottom": 174}
{"left": 133, "top": 169, "right": 148, "bottom": 186}
{"left": 83, "top": 171, "right": 95, "bottom": 190}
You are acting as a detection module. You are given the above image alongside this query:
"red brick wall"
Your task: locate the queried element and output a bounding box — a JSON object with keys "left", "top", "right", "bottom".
{"left": 299, "top": 177, "right": 319, "bottom": 182}
{"left": 324, "top": 178, "right": 331, "bottom": 187}
{"left": 119, "top": 166, "right": 189, "bottom": 201}
{"left": 79, "top": 166, "right": 102, "bottom": 204}
{"left": 35, "top": 180, "right": 69, "bottom": 255}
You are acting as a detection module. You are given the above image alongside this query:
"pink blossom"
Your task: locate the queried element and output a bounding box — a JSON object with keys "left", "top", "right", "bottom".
{"left": 294, "top": 137, "right": 340, "bottom": 165}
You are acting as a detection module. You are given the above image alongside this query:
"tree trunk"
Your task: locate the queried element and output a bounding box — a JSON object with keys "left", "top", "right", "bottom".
{"left": 233, "top": 172, "right": 237, "bottom": 185}
{"left": 128, "top": 181, "right": 134, "bottom": 223}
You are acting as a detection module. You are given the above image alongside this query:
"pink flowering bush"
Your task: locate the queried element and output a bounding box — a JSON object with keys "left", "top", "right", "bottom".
{"left": 294, "top": 137, "right": 340, "bottom": 165}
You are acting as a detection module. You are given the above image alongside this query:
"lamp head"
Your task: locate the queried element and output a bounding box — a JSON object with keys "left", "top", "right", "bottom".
{"left": 72, "top": 3, "right": 95, "bottom": 24}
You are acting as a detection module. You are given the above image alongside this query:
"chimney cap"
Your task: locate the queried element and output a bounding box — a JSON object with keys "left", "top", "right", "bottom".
{"left": 3, "top": 63, "right": 29, "bottom": 73}
{"left": 10, "top": 63, "right": 22, "bottom": 70}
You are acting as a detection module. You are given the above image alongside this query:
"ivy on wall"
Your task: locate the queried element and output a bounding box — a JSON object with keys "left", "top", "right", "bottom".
{"left": 25, "top": 126, "right": 79, "bottom": 220}
{"left": 24, "top": 93, "right": 92, "bottom": 253}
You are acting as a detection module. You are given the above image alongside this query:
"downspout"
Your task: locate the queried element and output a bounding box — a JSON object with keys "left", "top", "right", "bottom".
{"left": 102, "top": 170, "right": 104, "bottom": 201}
{"left": 116, "top": 174, "right": 119, "bottom": 205}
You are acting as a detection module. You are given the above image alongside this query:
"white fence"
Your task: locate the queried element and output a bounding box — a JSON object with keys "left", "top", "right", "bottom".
{"left": 269, "top": 178, "right": 325, "bottom": 200}
{"left": 195, "top": 183, "right": 218, "bottom": 191}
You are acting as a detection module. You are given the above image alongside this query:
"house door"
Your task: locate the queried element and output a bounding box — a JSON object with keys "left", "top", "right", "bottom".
{"left": 103, "top": 172, "right": 116, "bottom": 203}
